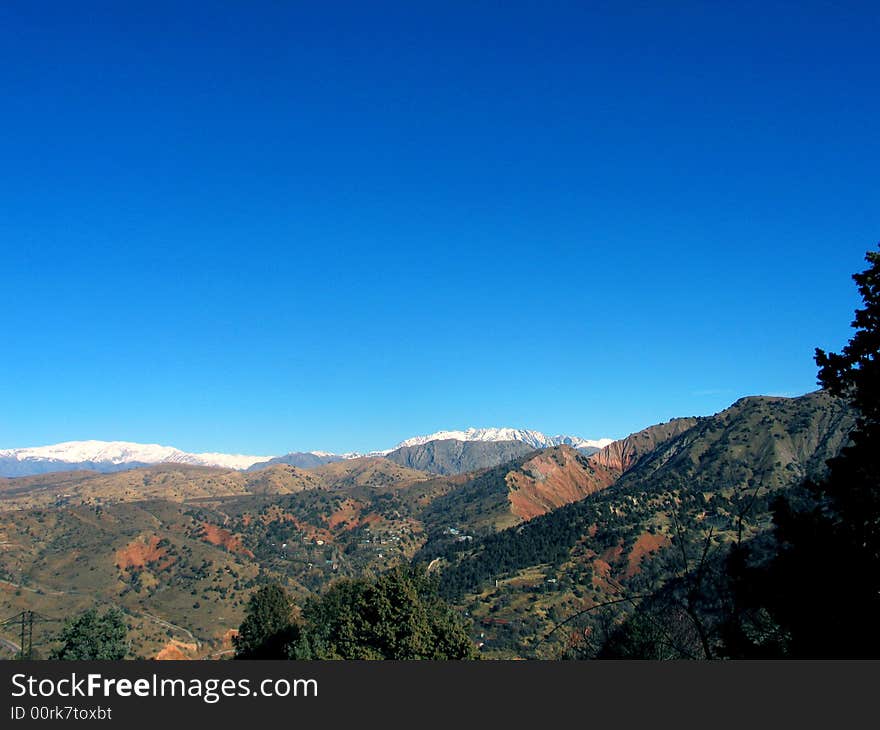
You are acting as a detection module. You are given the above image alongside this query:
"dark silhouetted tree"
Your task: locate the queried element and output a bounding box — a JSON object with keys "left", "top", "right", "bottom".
{"left": 233, "top": 583, "right": 299, "bottom": 659}
{"left": 724, "top": 246, "right": 880, "bottom": 657}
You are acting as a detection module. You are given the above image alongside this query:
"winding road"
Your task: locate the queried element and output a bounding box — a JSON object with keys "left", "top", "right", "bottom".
{"left": 0, "top": 578, "right": 200, "bottom": 648}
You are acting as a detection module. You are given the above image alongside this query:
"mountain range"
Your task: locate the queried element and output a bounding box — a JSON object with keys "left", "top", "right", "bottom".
{"left": 394, "top": 428, "right": 611, "bottom": 451}
{"left": 0, "top": 440, "right": 273, "bottom": 477}
{"left": 431, "top": 391, "right": 855, "bottom": 656}
{"left": 0, "top": 427, "right": 611, "bottom": 478}
{"left": 0, "top": 390, "right": 856, "bottom": 659}
{"left": 384, "top": 439, "right": 538, "bottom": 476}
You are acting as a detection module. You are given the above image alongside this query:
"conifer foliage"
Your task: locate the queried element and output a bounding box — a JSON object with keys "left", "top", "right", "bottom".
{"left": 50, "top": 608, "right": 128, "bottom": 660}
{"left": 235, "top": 567, "right": 477, "bottom": 660}
{"left": 725, "top": 247, "right": 880, "bottom": 657}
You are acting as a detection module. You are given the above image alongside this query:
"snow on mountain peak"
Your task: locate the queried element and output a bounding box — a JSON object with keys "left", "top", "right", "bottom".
{"left": 0, "top": 440, "right": 272, "bottom": 472}
{"left": 393, "top": 428, "right": 612, "bottom": 451}
{"left": 0, "top": 429, "right": 615, "bottom": 478}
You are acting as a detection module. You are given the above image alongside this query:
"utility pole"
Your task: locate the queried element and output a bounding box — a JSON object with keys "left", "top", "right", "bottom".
{"left": 1, "top": 610, "right": 55, "bottom": 659}
{"left": 19, "top": 611, "right": 26, "bottom": 659}
{"left": 17, "top": 611, "right": 35, "bottom": 659}
{"left": 27, "top": 611, "right": 34, "bottom": 659}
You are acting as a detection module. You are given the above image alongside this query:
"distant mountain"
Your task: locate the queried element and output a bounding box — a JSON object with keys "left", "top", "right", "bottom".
{"left": 0, "top": 440, "right": 272, "bottom": 477}
{"left": 418, "top": 445, "right": 623, "bottom": 534}
{"left": 0, "top": 457, "right": 433, "bottom": 512}
{"left": 0, "top": 457, "right": 434, "bottom": 658}
{"left": 247, "top": 452, "right": 345, "bottom": 471}
{"left": 417, "top": 418, "right": 697, "bottom": 536}
{"left": 309, "top": 456, "right": 432, "bottom": 490}
{"left": 0, "top": 391, "right": 857, "bottom": 660}
{"left": 385, "top": 439, "right": 536, "bottom": 475}
{"left": 603, "top": 392, "right": 855, "bottom": 494}
{"left": 393, "top": 428, "right": 611, "bottom": 452}
{"left": 430, "top": 391, "right": 857, "bottom": 656}
{"left": 589, "top": 417, "right": 702, "bottom": 473}
{"left": 0, "top": 428, "right": 612, "bottom": 478}
{"left": 434, "top": 392, "right": 855, "bottom": 558}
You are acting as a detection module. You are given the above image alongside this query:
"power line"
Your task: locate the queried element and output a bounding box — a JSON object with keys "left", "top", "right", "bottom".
{"left": 0, "top": 610, "right": 60, "bottom": 659}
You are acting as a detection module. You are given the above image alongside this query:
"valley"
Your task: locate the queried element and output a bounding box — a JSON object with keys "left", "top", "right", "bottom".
{"left": 0, "top": 392, "right": 855, "bottom": 659}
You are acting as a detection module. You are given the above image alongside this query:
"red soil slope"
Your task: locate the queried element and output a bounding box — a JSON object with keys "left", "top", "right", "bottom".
{"left": 506, "top": 447, "right": 621, "bottom": 522}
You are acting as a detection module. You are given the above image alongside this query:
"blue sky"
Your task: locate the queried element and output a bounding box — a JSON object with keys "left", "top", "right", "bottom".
{"left": 1, "top": 1, "right": 877, "bottom": 454}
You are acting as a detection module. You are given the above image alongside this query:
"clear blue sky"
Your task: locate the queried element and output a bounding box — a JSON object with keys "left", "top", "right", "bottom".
{"left": 1, "top": 1, "right": 877, "bottom": 454}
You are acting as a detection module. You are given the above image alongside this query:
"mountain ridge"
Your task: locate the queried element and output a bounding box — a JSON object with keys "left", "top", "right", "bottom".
{"left": 430, "top": 390, "right": 856, "bottom": 657}
{"left": 0, "top": 390, "right": 857, "bottom": 659}
{"left": 1, "top": 426, "right": 611, "bottom": 477}
{"left": 384, "top": 440, "right": 538, "bottom": 476}
{"left": 0, "top": 440, "right": 272, "bottom": 476}
{"left": 393, "top": 427, "right": 612, "bottom": 451}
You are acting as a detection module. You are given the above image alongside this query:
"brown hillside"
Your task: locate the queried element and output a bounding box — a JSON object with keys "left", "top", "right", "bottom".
{"left": 589, "top": 417, "right": 699, "bottom": 473}
{"left": 116, "top": 535, "right": 170, "bottom": 571}
{"left": 507, "top": 447, "right": 620, "bottom": 521}
{"left": 312, "top": 457, "right": 430, "bottom": 490}
{"left": 624, "top": 532, "right": 670, "bottom": 577}
{"left": 242, "top": 464, "right": 321, "bottom": 495}
{"left": 0, "top": 462, "right": 321, "bottom": 512}
{"left": 502, "top": 418, "right": 702, "bottom": 524}
{"left": 197, "top": 523, "right": 254, "bottom": 558}
{"left": 154, "top": 639, "right": 199, "bottom": 661}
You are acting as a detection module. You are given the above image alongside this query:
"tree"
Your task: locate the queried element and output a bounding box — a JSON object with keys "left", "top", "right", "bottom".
{"left": 813, "top": 247, "right": 880, "bottom": 556}
{"left": 49, "top": 608, "right": 128, "bottom": 660}
{"left": 289, "top": 566, "right": 477, "bottom": 660}
{"left": 235, "top": 569, "right": 476, "bottom": 660}
{"left": 724, "top": 246, "right": 880, "bottom": 657}
{"left": 233, "top": 582, "right": 298, "bottom": 659}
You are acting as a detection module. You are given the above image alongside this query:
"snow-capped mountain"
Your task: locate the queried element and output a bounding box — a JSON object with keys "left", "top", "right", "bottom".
{"left": 393, "top": 428, "right": 612, "bottom": 451}
{"left": 0, "top": 428, "right": 613, "bottom": 477}
{"left": 0, "top": 440, "right": 272, "bottom": 477}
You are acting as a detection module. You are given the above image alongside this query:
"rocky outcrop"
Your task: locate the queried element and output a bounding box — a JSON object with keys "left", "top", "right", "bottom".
{"left": 386, "top": 439, "right": 536, "bottom": 475}
{"left": 588, "top": 417, "right": 700, "bottom": 473}
{"left": 506, "top": 446, "right": 620, "bottom": 521}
